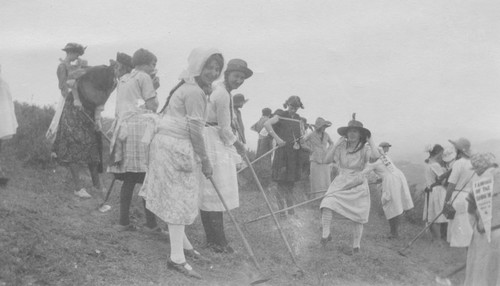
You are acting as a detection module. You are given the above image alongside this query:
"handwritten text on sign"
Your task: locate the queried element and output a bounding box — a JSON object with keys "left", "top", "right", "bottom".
{"left": 472, "top": 176, "right": 494, "bottom": 242}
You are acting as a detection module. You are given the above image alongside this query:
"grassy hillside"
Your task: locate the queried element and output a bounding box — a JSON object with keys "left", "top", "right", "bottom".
{"left": 0, "top": 103, "right": 470, "bottom": 285}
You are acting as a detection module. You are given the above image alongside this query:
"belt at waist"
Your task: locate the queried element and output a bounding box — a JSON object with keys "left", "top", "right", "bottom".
{"left": 155, "top": 128, "right": 190, "bottom": 140}
{"left": 206, "top": 122, "right": 218, "bottom": 127}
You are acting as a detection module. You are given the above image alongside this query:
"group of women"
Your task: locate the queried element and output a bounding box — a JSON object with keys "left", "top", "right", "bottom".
{"left": 45, "top": 42, "right": 499, "bottom": 283}
{"left": 424, "top": 138, "right": 500, "bottom": 285}
{"left": 50, "top": 44, "right": 255, "bottom": 279}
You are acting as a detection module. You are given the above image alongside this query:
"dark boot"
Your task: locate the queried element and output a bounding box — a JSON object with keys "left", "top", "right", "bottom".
{"left": 211, "top": 211, "right": 233, "bottom": 253}
{"left": 388, "top": 215, "right": 400, "bottom": 238}
{"left": 119, "top": 179, "right": 135, "bottom": 226}
{"left": 200, "top": 210, "right": 215, "bottom": 246}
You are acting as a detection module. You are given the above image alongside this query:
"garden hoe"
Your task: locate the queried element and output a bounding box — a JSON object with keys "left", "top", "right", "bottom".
{"left": 242, "top": 154, "right": 305, "bottom": 279}
{"left": 398, "top": 209, "right": 445, "bottom": 257}
{"left": 209, "top": 177, "right": 271, "bottom": 285}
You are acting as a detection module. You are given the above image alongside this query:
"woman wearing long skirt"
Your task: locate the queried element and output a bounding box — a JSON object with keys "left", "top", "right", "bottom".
{"left": 52, "top": 43, "right": 108, "bottom": 198}
{"left": 304, "top": 117, "right": 333, "bottom": 198}
{"left": 139, "top": 48, "right": 223, "bottom": 279}
{"left": 199, "top": 59, "right": 251, "bottom": 253}
{"left": 464, "top": 153, "right": 500, "bottom": 286}
{"left": 264, "top": 96, "right": 306, "bottom": 217}
{"left": 366, "top": 142, "right": 414, "bottom": 238}
{"left": 319, "top": 114, "right": 380, "bottom": 255}
{"left": 422, "top": 144, "right": 449, "bottom": 244}
{"left": 444, "top": 138, "right": 474, "bottom": 247}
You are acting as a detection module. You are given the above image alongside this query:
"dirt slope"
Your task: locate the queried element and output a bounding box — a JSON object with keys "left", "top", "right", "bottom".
{"left": 0, "top": 153, "right": 465, "bottom": 286}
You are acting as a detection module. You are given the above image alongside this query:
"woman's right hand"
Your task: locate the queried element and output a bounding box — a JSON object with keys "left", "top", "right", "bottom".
{"left": 234, "top": 140, "right": 246, "bottom": 155}
{"left": 74, "top": 100, "right": 83, "bottom": 110}
{"left": 201, "top": 159, "right": 213, "bottom": 178}
{"left": 276, "top": 137, "right": 286, "bottom": 147}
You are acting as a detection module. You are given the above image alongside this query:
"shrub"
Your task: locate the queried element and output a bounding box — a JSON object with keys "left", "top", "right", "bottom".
{"left": 5, "top": 102, "right": 114, "bottom": 170}
{"left": 7, "top": 102, "right": 56, "bottom": 169}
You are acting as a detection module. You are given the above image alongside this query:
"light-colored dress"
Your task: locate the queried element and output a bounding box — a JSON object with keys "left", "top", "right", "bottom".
{"left": 199, "top": 82, "right": 240, "bottom": 211}
{"left": 304, "top": 131, "right": 333, "bottom": 195}
{"left": 422, "top": 161, "right": 448, "bottom": 223}
{"left": 464, "top": 167, "right": 500, "bottom": 286}
{"left": 446, "top": 158, "right": 474, "bottom": 247}
{"left": 139, "top": 82, "right": 208, "bottom": 225}
{"left": 108, "top": 69, "right": 157, "bottom": 174}
{"left": 366, "top": 155, "right": 414, "bottom": 219}
{"left": 320, "top": 143, "right": 372, "bottom": 224}
{"left": 0, "top": 75, "right": 18, "bottom": 140}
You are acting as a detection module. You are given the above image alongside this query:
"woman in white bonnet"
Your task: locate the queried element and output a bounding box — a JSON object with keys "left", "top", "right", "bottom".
{"left": 140, "top": 48, "right": 223, "bottom": 280}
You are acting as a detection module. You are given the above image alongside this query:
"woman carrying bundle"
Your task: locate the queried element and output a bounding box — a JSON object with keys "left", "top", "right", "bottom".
{"left": 139, "top": 48, "right": 223, "bottom": 279}
{"left": 52, "top": 43, "right": 110, "bottom": 199}
{"left": 319, "top": 114, "right": 380, "bottom": 255}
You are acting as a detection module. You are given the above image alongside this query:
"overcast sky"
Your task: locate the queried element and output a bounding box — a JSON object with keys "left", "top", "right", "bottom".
{"left": 1, "top": 0, "right": 499, "bottom": 161}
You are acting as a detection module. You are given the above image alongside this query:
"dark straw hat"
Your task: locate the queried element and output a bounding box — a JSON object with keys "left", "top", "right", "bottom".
{"left": 226, "top": 59, "right": 253, "bottom": 79}
{"left": 62, "top": 43, "right": 86, "bottom": 56}
{"left": 337, "top": 113, "right": 371, "bottom": 138}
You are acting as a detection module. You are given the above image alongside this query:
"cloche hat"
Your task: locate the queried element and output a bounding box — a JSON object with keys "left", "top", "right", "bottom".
{"left": 226, "top": 59, "right": 253, "bottom": 79}
{"left": 62, "top": 43, "right": 86, "bottom": 56}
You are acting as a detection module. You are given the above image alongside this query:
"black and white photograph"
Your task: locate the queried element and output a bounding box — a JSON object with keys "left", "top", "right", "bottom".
{"left": 1, "top": 0, "right": 500, "bottom": 285}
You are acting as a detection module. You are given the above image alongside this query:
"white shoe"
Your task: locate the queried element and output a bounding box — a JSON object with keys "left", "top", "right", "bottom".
{"left": 435, "top": 276, "right": 452, "bottom": 286}
{"left": 74, "top": 188, "right": 92, "bottom": 198}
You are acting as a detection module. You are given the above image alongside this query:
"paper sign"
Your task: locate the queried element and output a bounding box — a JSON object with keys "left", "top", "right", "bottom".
{"left": 472, "top": 175, "right": 494, "bottom": 242}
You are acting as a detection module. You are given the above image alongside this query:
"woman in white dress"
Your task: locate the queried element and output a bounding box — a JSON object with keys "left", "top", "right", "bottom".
{"left": 199, "top": 59, "right": 251, "bottom": 253}
{"left": 0, "top": 66, "right": 18, "bottom": 186}
{"left": 423, "top": 144, "right": 448, "bottom": 244}
{"left": 444, "top": 138, "right": 474, "bottom": 247}
{"left": 139, "top": 48, "right": 223, "bottom": 279}
{"left": 319, "top": 114, "right": 380, "bottom": 255}
{"left": 366, "top": 142, "right": 413, "bottom": 238}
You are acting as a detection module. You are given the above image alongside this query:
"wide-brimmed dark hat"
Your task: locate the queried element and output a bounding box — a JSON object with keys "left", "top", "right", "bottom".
{"left": 314, "top": 117, "right": 332, "bottom": 129}
{"left": 116, "top": 52, "right": 133, "bottom": 69}
{"left": 233, "top": 94, "right": 248, "bottom": 105}
{"left": 449, "top": 137, "right": 472, "bottom": 157}
{"left": 226, "top": 59, "right": 253, "bottom": 79}
{"left": 337, "top": 113, "right": 371, "bottom": 138}
{"left": 62, "top": 43, "right": 86, "bottom": 56}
